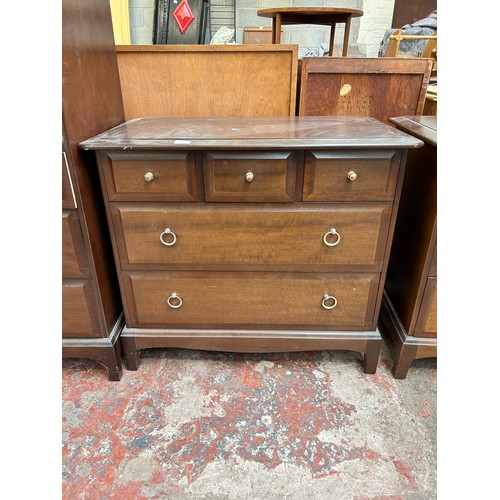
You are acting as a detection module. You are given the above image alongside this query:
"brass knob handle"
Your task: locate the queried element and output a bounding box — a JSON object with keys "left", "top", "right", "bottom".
{"left": 323, "top": 228, "right": 341, "bottom": 247}
{"left": 160, "top": 227, "right": 177, "bottom": 246}
{"left": 322, "top": 294, "right": 338, "bottom": 310}
{"left": 144, "top": 171, "right": 155, "bottom": 182}
{"left": 167, "top": 292, "right": 183, "bottom": 309}
{"left": 347, "top": 170, "right": 357, "bottom": 182}
{"left": 245, "top": 171, "right": 254, "bottom": 182}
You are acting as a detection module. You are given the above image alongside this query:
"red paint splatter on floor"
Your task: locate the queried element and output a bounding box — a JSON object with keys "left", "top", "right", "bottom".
{"left": 418, "top": 399, "right": 433, "bottom": 418}
{"left": 393, "top": 460, "right": 416, "bottom": 489}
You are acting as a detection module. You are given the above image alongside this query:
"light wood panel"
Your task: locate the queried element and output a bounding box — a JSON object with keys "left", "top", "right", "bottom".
{"left": 116, "top": 45, "right": 298, "bottom": 119}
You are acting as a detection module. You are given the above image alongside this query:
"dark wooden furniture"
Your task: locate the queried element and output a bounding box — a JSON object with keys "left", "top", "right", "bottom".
{"left": 298, "top": 57, "right": 433, "bottom": 125}
{"left": 81, "top": 116, "right": 422, "bottom": 374}
{"left": 392, "top": 0, "right": 436, "bottom": 28}
{"left": 257, "top": 7, "right": 363, "bottom": 56}
{"left": 380, "top": 115, "right": 437, "bottom": 378}
{"left": 62, "top": 0, "right": 125, "bottom": 380}
{"left": 116, "top": 45, "right": 298, "bottom": 119}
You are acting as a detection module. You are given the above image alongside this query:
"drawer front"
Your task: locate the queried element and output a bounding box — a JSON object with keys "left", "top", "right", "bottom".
{"left": 415, "top": 277, "right": 437, "bottom": 338}
{"left": 123, "top": 271, "right": 379, "bottom": 330}
{"left": 303, "top": 150, "right": 400, "bottom": 201}
{"left": 62, "top": 210, "right": 90, "bottom": 278}
{"left": 113, "top": 203, "right": 392, "bottom": 272}
{"left": 102, "top": 151, "right": 198, "bottom": 201}
{"left": 203, "top": 151, "right": 297, "bottom": 202}
{"left": 62, "top": 280, "right": 102, "bottom": 338}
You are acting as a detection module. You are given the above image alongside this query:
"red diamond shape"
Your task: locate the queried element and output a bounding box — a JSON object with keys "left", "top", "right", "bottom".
{"left": 173, "top": 0, "right": 195, "bottom": 35}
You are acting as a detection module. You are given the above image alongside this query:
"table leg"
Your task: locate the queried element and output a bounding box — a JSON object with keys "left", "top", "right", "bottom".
{"left": 329, "top": 23, "right": 336, "bottom": 56}
{"left": 274, "top": 14, "right": 282, "bottom": 44}
{"left": 342, "top": 15, "right": 352, "bottom": 56}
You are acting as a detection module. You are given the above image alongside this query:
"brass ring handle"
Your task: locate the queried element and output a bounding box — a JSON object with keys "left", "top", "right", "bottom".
{"left": 144, "top": 171, "right": 155, "bottom": 182}
{"left": 323, "top": 228, "right": 341, "bottom": 247}
{"left": 245, "top": 171, "right": 254, "bottom": 182}
{"left": 160, "top": 228, "right": 177, "bottom": 246}
{"left": 347, "top": 170, "right": 357, "bottom": 182}
{"left": 322, "top": 294, "right": 338, "bottom": 310}
{"left": 167, "top": 292, "right": 183, "bottom": 309}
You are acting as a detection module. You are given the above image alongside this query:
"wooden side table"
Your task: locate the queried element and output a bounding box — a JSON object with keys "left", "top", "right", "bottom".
{"left": 257, "top": 7, "right": 363, "bottom": 56}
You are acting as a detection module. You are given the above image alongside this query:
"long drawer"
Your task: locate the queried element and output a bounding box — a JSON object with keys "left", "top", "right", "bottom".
{"left": 112, "top": 203, "right": 392, "bottom": 271}
{"left": 122, "top": 271, "right": 380, "bottom": 330}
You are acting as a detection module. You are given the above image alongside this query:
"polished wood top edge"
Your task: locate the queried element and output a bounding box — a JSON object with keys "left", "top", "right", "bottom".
{"left": 116, "top": 44, "right": 299, "bottom": 53}
{"left": 80, "top": 117, "right": 423, "bottom": 150}
{"left": 389, "top": 116, "right": 437, "bottom": 146}
{"left": 257, "top": 7, "right": 363, "bottom": 17}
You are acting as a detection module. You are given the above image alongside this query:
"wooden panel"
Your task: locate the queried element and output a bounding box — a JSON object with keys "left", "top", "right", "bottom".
{"left": 414, "top": 277, "right": 437, "bottom": 338}
{"left": 123, "top": 271, "right": 379, "bottom": 330}
{"left": 102, "top": 151, "right": 198, "bottom": 202}
{"left": 392, "top": 0, "right": 436, "bottom": 28}
{"left": 116, "top": 45, "right": 298, "bottom": 119}
{"left": 112, "top": 203, "right": 392, "bottom": 272}
{"left": 62, "top": 280, "right": 101, "bottom": 338}
{"left": 62, "top": 210, "right": 90, "bottom": 278}
{"left": 303, "top": 150, "right": 400, "bottom": 201}
{"left": 429, "top": 241, "right": 437, "bottom": 277}
{"left": 298, "top": 58, "right": 433, "bottom": 124}
{"left": 203, "top": 151, "right": 297, "bottom": 202}
{"left": 243, "top": 27, "right": 280, "bottom": 44}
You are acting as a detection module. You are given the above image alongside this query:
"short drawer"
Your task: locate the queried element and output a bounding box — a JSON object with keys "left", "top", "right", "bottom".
{"left": 123, "top": 271, "right": 380, "bottom": 330}
{"left": 62, "top": 280, "right": 101, "bottom": 338}
{"left": 415, "top": 277, "right": 437, "bottom": 338}
{"left": 100, "top": 151, "right": 198, "bottom": 201}
{"left": 203, "top": 151, "right": 297, "bottom": 202}
{"left": 62, "top": 210, "right": 90, "bottom": 278}
{"left": 303, "top": 150, "right": 400, "bottom": 201}
{"left": 112, "top": 203, "right": 392, "bottom": 272}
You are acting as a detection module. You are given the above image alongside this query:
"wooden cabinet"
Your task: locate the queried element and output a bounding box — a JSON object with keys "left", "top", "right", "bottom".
{"left": 62, "top": 0, "right": 125, "bottom": 380}
{"left": 380, "top": 115, "right": 437, "bottom": 378}
{"left": 81, "top": 116, "right": 422, "bottom": 374}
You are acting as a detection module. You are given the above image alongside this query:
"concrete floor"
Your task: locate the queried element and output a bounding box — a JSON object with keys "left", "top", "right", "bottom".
{"left": 62, "top": 331, "right": 437, "bottom": 499}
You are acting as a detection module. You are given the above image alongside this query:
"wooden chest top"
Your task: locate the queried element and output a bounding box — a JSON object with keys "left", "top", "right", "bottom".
{"left": 80, "top": 116, "right": 423, "bottom": 151}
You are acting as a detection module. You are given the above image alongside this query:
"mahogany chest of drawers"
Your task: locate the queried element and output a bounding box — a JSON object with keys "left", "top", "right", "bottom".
{"left": 380, "top": 115, "right": 437, "bottom": 378}
{"left": 80, "top": 116, "right": 422, "bottom": 373}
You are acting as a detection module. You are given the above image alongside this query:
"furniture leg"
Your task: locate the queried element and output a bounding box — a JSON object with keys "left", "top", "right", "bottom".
{"left": 100, "top": 343, "right": 123, "bottom": 381}
{"left": 329, "top": 23, "right": 336, "bottom": 56}
{"left": 342, "top": 15, "right": 352, "bottom": 56}
{"left": 122, "top": 336, "right": 140, "bottom": 370}
{"left": 364, "top": 338, "right": 382, "bottom": 374}
{"left": 392, "top": 343, "right": 418, "bottom": 379}
{"left": 275, "top": 14, "right": 282, "bottom": 44}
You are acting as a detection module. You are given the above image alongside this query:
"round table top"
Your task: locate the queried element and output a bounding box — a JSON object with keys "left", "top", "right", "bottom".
{"left": 257, "top": 7, "right": 364, "bottom": 19}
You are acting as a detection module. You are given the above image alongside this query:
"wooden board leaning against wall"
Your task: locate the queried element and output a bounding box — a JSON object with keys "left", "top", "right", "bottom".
{"left": 116, "top": 45, "right": 299, "bottom": 119}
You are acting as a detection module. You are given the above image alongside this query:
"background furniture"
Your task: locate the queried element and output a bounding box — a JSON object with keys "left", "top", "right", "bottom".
{"left": 257, "top": 7, "right": 363, "bottom": 56}
{"left": 298, "top": 57, "right": 432, "bottom": 124}
{"left": 62, "top": 0, "right": 125, "bottom": 380}
{"left": 392, "top": 0, "right": 436, "bottom": 28}
{"left": 153, "top": 0, "right": 210, "bottom": 44}
{"left": 116, "top": 45, "right": 298, "bottom": 119}
{"left": 380, "top": 115, "right": 437, "bottom": 378}
{"left": 81, "top": 116, "right": 422, "bottom": 374}
{"left": 243, "top": 27, "right": 279, "bottom": 44}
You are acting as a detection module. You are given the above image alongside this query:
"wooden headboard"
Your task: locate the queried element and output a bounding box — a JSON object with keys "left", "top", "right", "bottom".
{"left": 116, "top": 45, "right": 298, "bottom": 119}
